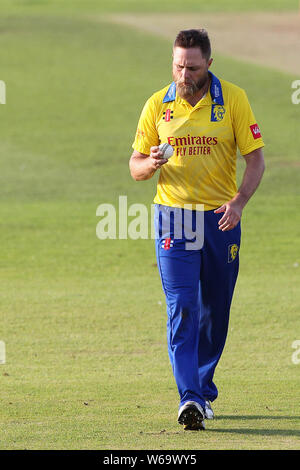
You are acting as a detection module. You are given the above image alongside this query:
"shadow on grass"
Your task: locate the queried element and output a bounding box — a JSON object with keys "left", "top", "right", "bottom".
{"left": 206, "top": 428, "right": 300, "bottom": 437}
{"left": 206, "top": 415, "right": 300, "bottom": 437}
{"left": 217, "top": 415, "right": 300, "bottom": 421}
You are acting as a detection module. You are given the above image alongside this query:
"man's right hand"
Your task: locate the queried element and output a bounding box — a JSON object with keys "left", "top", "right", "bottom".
{"left": 129, "top": 147, "right": 168, "bottom": 181}
{"left": 149, "top": 146, "right": 169, "bottom": 171}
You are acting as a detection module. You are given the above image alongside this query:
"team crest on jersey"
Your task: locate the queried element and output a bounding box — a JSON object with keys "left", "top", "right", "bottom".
{"left": 211, "top": 104, "right": 226, "bottom": 122}
{"left": 228, "top": 244, "right": 239, "bottom": 263}
{"left": 161, "top": 238, "right": 174, "bottom": 250}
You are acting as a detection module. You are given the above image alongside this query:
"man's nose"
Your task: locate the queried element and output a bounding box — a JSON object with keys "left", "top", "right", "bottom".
{"left": 181, "top": 67, "right": 190, "bottom": 80}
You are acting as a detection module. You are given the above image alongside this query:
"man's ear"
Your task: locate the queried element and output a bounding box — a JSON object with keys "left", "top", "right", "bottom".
{"left": 208, "top": 58, "right": 213, "bottom": 68}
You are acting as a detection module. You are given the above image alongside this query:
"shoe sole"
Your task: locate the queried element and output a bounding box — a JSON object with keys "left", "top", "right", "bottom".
{"left": 183, "top": 423, "right": 205, "bottom": 431}
{"left": 178, "top": 405, "right": 205, "bottom": 431}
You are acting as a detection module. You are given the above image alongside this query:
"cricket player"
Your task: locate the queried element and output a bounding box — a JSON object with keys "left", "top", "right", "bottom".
{"left": 129, "top": 29, "right": 265, "bottom": 430}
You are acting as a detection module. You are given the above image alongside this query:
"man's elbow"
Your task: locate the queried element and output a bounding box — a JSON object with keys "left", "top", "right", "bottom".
{"left": 130, "top": 171, "right": 150, "bottom": 182}
{"left": 247, "top": 148, "right": 265, "bottom": 175}
{"left": 131, "top": 172, "right": 144, "bottom": 181}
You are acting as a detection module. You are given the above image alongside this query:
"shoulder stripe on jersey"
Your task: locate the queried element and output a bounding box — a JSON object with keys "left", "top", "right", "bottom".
{"left": 162, "top": 82, "right": 176, "bottom": 103}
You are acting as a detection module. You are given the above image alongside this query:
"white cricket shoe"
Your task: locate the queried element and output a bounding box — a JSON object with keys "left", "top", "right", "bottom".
{"left": 204, "top": 400, "right": 214, "bottom": 419}
{"left": 178, "top": 401, "right": 205, "bottom": 430}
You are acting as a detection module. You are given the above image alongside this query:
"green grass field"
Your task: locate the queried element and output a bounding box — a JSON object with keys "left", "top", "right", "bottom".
{"left": 0, "top": 0, "right": 298, "bottom": 14}
{"left": 0, "top": 0, "right": 299, "bottom": 450}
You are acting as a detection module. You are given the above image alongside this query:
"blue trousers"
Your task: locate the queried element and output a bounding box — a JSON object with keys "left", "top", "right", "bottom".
{"left": 154, "top": 204, "right": 241, "bottom": 410}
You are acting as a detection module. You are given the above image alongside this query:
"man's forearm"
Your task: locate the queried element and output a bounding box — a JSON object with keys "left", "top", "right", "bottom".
{"left": 129, "top": 155, "right": 156, "bottom": 181}
{"left": 215, "top": 148, "right": 265, "bottom": 231}
{"left": 233, "top": 148, "right": 265, "bottom": 208}
{"left": 129, "top": 148, "right": 168, "bottom": 181}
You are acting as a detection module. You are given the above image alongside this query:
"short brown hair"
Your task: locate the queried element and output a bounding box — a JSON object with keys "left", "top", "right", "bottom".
{"left": 174, "top": 29, "right": 211, "bottom": 60}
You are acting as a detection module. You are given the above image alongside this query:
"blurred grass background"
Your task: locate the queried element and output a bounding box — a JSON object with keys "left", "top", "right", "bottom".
{"left": 0, "top": 0, "right": 298, "bottom": 13}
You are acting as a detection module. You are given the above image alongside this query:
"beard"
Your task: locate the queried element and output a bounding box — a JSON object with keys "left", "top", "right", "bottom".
{"left": 174, "top": 72, "right": 209, "bottom": 99}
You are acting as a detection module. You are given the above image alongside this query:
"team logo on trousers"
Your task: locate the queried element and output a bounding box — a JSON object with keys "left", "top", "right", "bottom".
{"left": 228, "top": 244, "right": 239, "bottom": 263}
{"left": 211, "top": 104, "right": 226, "bottom": 122}
{"left": 162, "top": 238, "right": 174, "bottom": 250}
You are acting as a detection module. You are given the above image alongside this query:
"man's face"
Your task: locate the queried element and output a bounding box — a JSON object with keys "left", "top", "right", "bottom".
{"left": 172, "top": 46, "right": 212, "bottom": 99}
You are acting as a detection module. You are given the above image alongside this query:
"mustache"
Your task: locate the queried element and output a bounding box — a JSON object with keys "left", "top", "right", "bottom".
{"left": 176, "top": 79, "right": 198, "bottom": 96}
{"left": 177, "top": 78, "right": 196, "bottom": 86}
{"left": 175, "top": 74, "right": 208, "bottom": 96}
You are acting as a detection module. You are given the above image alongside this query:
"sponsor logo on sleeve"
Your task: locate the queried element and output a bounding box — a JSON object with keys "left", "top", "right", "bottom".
{"left": 136, "top": 128, "right": 145, "bottom": 139}
{"left": 250, "top": 124, "right": 261, "bottom": 139}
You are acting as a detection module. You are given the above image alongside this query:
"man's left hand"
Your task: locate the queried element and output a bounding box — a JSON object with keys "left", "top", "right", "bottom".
{"left": 214, "top": 200, "right": 243, "bottom": 231}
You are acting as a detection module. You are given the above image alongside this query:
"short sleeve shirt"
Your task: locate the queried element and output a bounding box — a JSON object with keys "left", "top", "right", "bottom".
{"left": 132, "top": 72, "right": 264, "bottom": 210}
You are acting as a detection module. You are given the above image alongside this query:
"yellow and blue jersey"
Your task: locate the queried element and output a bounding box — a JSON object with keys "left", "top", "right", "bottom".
{"left": 132, "top": 72, "right": 264, "bottom": 210}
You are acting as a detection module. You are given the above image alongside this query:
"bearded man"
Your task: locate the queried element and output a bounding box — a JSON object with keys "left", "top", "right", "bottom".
{"left": 130, "top": 29, "right": 265, "bottom": 430}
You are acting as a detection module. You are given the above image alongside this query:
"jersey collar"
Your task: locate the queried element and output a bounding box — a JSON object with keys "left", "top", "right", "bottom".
{"left": 162, "top": 71, "right": 224, "bottom": 105}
